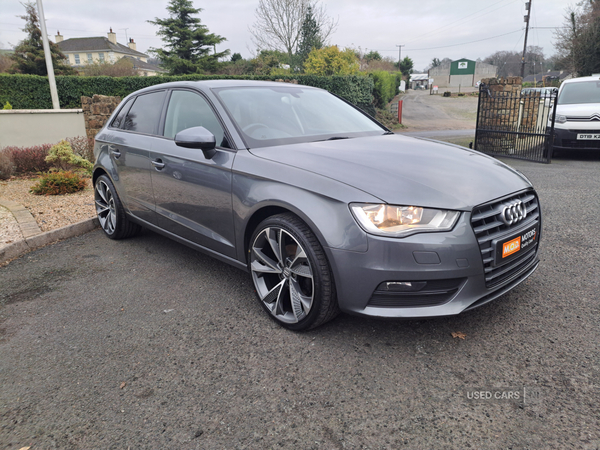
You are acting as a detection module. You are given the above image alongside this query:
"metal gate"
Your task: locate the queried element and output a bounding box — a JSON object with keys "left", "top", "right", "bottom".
{"left": 474, "top": 83, "right": 558, "bottom": 163}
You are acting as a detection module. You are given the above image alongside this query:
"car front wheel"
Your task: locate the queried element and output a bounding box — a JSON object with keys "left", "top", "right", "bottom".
{"left": 249, "top": 213, "right": 339, "bottom": 330}
{"left": 94, "top": 174, "right": 141, "bottom": 240}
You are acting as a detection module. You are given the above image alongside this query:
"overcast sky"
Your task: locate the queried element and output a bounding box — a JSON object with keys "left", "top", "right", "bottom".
{"left": 1, "top": 0, "right": 570, "bottom": 72}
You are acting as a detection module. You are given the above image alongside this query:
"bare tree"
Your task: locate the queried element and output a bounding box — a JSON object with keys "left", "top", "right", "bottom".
{"left": 249, "top": 0, "right": 337, "bottom": 58}
{"left": 553, "top": 1, "right": 600, "bottom": 75}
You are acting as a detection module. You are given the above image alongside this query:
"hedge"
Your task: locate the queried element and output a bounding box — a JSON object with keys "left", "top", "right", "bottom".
{"left": 370, "top": 71, "right": 401, "bottom": 108}
{"left": 0, "top": 73, "right": 374, "bottom": 112}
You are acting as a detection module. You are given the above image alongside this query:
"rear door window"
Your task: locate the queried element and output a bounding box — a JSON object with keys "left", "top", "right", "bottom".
{"left": 122, "top": 90, "right": 167, "bottom": 135}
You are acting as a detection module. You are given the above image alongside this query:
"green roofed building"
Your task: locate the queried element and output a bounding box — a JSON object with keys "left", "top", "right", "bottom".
{"left": 428, "top": 58, "right": 497, "bottom": 88}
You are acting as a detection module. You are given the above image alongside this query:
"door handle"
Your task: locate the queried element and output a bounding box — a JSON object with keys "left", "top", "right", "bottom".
{"left": 151, "top": 159, "right": 166, "bottom": 170}
{"left": 108, "top": 145, "right": 121, "bottom": 159}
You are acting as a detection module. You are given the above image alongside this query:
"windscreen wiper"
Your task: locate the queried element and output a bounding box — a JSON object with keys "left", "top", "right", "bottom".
{"left": 325, "top": 136, "right": 350, "bottom": 141}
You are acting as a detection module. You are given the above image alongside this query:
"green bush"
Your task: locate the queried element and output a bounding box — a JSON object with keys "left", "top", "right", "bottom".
{"left": 0, "top": 73, "right": 374, "bottom": 111}
{"left": 0, "top": 149, "right": 16, "bottom": 180}
{"left": 2, "top": 101, "right": 12, "bottom": 110}
{"left": 30, "top": 171, "right": 87, "bottom": 195}
{"left": 46, "top": 140, "right": 93, "bottom": 174}
{"left": 370, "top": 71, "right": 401, "bottom": 108}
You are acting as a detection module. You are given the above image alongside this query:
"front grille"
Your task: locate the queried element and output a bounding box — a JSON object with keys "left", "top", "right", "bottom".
{"left": 471, "top": 190, "right": 541, "bottom": 288}
{"left": 566, "top": 115, "right": 600, "bottom": 122}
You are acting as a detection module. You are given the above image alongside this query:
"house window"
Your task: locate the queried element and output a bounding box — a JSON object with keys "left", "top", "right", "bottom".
{"left": 74, "top": 54, "right": 80, "bottom": 64}
{"left": 99, "top": 52, "right": 105, "bottom": 62}
{"left": 87, "top": 53, "right": 93, "bottom": 63}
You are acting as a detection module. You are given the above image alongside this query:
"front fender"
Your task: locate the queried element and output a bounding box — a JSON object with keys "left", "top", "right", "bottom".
{"left": 231, "top": 150, "right": 379, "bottom": 263}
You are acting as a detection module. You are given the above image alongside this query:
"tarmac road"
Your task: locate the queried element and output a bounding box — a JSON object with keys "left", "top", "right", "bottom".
{"left": 1, "top": 154, "right": 599, "bottom": 449}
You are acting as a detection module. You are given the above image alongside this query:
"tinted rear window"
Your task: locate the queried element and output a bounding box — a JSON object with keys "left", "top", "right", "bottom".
{"left": 123, "top": 91, "right": 167, "bottom": 135}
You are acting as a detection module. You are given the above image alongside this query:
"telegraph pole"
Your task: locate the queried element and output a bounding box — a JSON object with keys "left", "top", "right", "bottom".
{"left": 36, "top": 0, "right": 60, "bottom": 109}
{"left": 396, "top": 44, "right": 405, "bottom": 71}
{"left": 520, "top": 0, "right": 532, "bottom": 78}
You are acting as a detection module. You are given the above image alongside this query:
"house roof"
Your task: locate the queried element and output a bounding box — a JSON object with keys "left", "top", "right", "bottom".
{"left": 121, "top": 56, "right": 166, "bottom": 73}
{"left": 57, "top": 37, "right": 148, "bottom": 59}
{"left": 523, "top": 71, "right": 572, "bottom": 83}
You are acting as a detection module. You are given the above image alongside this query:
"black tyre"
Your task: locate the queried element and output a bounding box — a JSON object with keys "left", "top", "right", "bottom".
{"left": 94, "top": 174, "right": 141, "bottom": 240}
{"left": 249, "top": 213, "right": 339, "bottom": 330}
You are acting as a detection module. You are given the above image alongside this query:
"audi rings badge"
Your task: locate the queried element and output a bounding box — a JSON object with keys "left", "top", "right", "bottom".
{"left": 500, "top": 201, "right": 527, "bottom": 226}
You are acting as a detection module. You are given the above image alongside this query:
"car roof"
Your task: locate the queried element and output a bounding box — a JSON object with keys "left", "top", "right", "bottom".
{"left": 130, "top": 79, "right": 320, "bottom": 96}
{"left": 561, "top": 75, "right": 600, "bottom": 84}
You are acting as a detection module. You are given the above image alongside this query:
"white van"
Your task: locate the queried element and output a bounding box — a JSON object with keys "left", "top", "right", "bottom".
{"left": 552, "top": 75, "right": 600, "bottom": 151}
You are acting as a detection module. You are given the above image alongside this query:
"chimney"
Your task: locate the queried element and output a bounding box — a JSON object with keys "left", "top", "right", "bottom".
{"left": 107, "top": 27, "right": 117, "bottom": 44}
{"left": 128, "top": 38, "right": 137, "bottom": 51}
{"left": 55, "top": 30, "right": 63, "bottom": 43}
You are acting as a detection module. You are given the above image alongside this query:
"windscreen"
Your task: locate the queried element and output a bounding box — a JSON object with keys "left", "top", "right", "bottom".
{"left": 214, "top": 86, "right": 386, "bottom": 148}
{"left": 558, "top": 81, "right": 600, "bottom": 105}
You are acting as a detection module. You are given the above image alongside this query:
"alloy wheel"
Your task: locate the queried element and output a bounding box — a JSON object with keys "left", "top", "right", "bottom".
{"left": 95, "top": 179, "right": 117, "bottom": 235}
{"left": 250, "top": 226, "right": 314, "bottom": 324}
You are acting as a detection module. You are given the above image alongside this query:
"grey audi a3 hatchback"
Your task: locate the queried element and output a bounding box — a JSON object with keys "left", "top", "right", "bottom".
{"left": 93, "top": 80, "right": 541, "bottom": 330}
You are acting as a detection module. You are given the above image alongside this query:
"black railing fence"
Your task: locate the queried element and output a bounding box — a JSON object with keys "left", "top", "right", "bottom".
{"left": 474, "top": 84, "right": 558, "bottom": 163}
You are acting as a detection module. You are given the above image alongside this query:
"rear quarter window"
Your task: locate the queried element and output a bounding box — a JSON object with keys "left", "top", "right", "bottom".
{"left": 110, "top": 98, "right": 134, "bottom": 129}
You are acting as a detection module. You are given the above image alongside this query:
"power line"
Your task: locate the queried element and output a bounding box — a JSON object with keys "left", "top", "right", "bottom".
{"left": 405, "top": 29, "right": 524, "bottom": 52}
{"left": 404, "top": 0, "right": 520, "bottom": 45}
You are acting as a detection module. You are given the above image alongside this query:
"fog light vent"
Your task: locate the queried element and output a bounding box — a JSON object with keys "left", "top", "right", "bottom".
{"left": 368, "top": 278, "right": 467, "bottom": 308}
{"left": 378, "top": 281, "right": 427, "bottom": 292}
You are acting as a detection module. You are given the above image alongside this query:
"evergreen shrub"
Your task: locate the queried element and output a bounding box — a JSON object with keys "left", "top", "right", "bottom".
{"left": 46, "top": 140, "right": 93, "bottom": 174}
{"left": 30, "top": 171, "right": 87, "bottom": 195}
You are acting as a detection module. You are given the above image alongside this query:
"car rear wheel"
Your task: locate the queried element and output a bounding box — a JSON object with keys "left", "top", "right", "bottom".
{"left": 249, "top": 213, "right": 339, "bottom": 330}
{"left": 94, "top": 174, "right": 141, "bottom": 240}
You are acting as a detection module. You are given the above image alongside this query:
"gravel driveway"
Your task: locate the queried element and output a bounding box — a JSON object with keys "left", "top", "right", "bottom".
{"left": 1, "top": 153, "right": 599, "bottom": 449}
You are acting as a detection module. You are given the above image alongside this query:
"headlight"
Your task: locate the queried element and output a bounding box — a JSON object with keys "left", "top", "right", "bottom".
{"left": 555, "top": 115, "right": 567, "bottom": 124}
{"left": 350, "top": 203, "right": 460, "bottom": 237}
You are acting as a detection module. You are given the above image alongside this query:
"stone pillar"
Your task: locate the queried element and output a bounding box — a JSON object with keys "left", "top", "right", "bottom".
{"left": 81, "top": 95, "right": 121, "bottom": 140}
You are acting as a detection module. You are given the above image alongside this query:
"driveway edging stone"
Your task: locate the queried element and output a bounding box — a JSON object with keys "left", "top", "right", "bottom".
{"left": 0, "top": 216, "right": 99, "bottom": 264}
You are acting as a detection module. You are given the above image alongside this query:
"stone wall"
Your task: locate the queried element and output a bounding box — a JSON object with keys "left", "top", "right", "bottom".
{"left": 81, "top": 95, "right": 121, "bottom": 139}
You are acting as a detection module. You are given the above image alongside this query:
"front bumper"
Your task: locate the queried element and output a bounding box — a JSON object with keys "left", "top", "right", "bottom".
{"left": 327, "top": 206, "right": 540, "bottom": 319}
{"left": 553, "top": 127, "right": 600, "bottom": 151}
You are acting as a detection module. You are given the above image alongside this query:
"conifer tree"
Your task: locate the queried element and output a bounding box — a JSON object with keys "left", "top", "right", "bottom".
{"left": 297, "top": 6, "right": 323, "bottom": 65}
{"left": 148, "top": 0, "right": 229, "bottom": 75}
{"left": 9, "top": 2, "right": 76, "bottom": 75}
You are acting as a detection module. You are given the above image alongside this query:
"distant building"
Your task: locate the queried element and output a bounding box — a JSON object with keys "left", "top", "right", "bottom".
{"left": 428, "top": 58, "right": 497, "bottom": 88}
{"left": 56, "top": 29, "right": 165, "bottom": 76}
{"left": 410, "top": 74, "right": 429, "bottom": 90}
{"left": 523, "top": 71, "right": 572, "bottom": 86}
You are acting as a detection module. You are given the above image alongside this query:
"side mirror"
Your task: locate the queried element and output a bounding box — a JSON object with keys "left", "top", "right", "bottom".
{"left": 174, "top": 126, "right": 217, "bottom": 159}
